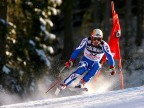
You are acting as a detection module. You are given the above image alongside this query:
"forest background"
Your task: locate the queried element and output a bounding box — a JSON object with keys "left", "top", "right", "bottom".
{"left": 0, "top": 0, "right": 144, "bottom": 105}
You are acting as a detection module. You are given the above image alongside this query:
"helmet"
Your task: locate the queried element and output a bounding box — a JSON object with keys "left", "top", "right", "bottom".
{"left": 91, "top": 29, "right": 103, "bottom": 41}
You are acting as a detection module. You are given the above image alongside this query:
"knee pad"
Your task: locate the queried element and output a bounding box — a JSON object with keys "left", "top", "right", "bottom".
{"left": 78, "top": 61, "right": 88, "bottom": 70}
{"left": 75, "top": 61, "right": 88, "bottom": 75}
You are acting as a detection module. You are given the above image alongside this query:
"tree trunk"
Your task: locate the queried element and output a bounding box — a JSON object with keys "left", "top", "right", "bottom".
{"left": 0, "top": 0, "right": 7, "bottom": 85}
{"left": 0, "top": 0, "right": 7, "bottom": 71}
{"left": 93, "top": 0, "right": 102, "bottom": 28}
{"left": 103, "top": 0, "right": 111, "bottom": 41}
{"left": 135, "top": 0, "right": 144, "bottom": 46}
{"left": 123, "top": 0, "right": 132, "bottom": 69}
{"left": 63, "top": 0, "right": 74, "bottom": 60}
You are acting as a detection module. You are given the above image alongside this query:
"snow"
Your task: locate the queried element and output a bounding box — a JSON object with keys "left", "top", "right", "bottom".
{"left": 1, "top": 85, "right": 144, "bottom": 108}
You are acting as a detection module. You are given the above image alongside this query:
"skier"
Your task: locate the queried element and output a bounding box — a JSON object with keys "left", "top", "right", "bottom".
{"left": 57, "top": 29, "right": 116, "bottom": 92}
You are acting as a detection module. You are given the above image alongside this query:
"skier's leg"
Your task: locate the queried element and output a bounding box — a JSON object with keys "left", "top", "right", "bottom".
{"left": 64, "top": 61, "right": 88, "bottom": 86}
{"left": 79, "top": 62, "right": 101, "bottom": 87}
{"left": 59, "top": 61, "right": 88, "bottom": 90}
{"left": 55, "top": 64, "right": 86, "bottom": 95}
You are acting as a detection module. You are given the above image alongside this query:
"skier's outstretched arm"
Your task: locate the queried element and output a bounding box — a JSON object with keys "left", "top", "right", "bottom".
{"left": 103, "top": 42, "right": 116, "bottom": 75}
{"left": 65, "top": 38, "right": 87, "bottom": 68}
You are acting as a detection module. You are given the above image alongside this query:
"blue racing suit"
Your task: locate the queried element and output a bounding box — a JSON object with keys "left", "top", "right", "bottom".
{"left": 64, "top": 37, "right": 115, "bottom": 86}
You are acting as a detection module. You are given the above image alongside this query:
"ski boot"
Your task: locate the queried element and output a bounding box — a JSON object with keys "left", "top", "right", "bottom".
{"left": 58, "top": 83, "right": 67, "bottom": 90}
{"left": 69, "top": 79, "right": 88, "bottom": 92}
{"left": 75, "top": 79, "right": 86, "bottom": 88}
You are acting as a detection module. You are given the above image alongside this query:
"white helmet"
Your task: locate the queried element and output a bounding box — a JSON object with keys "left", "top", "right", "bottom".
{"left": 91, "top": 29, "right": 103, "bottom": 39}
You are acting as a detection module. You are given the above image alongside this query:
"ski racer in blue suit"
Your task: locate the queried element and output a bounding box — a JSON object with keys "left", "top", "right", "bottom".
{"left": 58, "top": 29, "right": 116, "bottom": 90}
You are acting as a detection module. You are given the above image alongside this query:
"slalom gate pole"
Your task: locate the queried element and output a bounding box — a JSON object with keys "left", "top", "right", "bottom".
{"left": 119, "top": 59, "right": 124, "bottom": 89}
{"left": 45, "top": 66, "right": 66, "bottom": 93}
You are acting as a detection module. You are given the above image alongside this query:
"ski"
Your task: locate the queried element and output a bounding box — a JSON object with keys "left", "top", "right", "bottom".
{"left": 55, "top": 87, "right": 61, "bottom": 96}
{"left": 54, "top": 87, "right": 88, "bottom": 96}
{"left": 68, "top": 87, "right": 88, "bottom": 92}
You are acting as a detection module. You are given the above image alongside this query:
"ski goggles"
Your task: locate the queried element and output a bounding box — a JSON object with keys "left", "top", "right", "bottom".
{"left": 92, "top": 36, "right": 102, "bottom": 41}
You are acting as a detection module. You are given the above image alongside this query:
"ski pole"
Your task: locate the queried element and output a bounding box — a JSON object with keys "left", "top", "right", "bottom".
{"left": 45, "top": 66, "right": 66, "bottom": 93}
{"left": 57, "top": 66, "right": 66, "bottom": 77}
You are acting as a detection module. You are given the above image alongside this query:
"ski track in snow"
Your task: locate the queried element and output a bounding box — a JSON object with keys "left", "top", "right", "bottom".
{"left": 1, "top": 86, "right": 144, "bottom": 108}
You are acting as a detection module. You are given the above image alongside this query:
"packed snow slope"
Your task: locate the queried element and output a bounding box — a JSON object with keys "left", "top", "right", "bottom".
{"left": 1, "top": 85, "right": 144, "bottom": 108}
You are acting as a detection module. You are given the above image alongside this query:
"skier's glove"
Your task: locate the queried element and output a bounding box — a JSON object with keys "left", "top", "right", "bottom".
{"left": 65, "top": 59, "right": 74, "bottom": 68}
{"left": 109, "top": 66, "right": 116, "bottom": 75}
